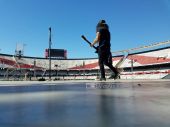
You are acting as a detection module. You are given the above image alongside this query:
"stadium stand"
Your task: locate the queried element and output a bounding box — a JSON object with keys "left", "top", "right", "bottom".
{"left": 0, "top": 44, "right": 170, "bottom": 80}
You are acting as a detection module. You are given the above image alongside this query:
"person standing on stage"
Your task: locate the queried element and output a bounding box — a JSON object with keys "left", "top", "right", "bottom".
{"left": 91, "top": 20, "right": 119, "bottom": 81}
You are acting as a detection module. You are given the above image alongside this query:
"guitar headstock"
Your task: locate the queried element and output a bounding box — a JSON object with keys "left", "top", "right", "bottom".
{"left": 81, "top": 35, "right": 87, "bottom": 41}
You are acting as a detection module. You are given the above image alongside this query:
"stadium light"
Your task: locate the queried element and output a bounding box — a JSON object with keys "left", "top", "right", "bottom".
{"left": 49, "top": 27, "right": 52, "bottom": 81}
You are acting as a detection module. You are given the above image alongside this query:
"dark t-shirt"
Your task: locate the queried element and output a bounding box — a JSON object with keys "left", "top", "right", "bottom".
{"left": 98, "top": 28, "right": 111, "bottom": 49}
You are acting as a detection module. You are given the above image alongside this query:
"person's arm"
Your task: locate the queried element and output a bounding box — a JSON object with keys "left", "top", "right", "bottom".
{"left": 91, "top": 32, "right": 100, "bottom": 47}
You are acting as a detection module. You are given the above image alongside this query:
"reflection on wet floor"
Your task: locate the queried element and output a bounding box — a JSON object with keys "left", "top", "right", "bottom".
{"left": 0, "top": 81, "right": 170, "bottom": 127}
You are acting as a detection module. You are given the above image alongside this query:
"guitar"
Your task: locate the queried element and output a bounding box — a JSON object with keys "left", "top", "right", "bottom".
{"left": 81, "top": 35, "right": 98, "bottom": 53}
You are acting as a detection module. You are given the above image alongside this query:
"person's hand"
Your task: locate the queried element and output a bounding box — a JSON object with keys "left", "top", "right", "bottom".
{"left": 90, "top": 43, "right": 93, "bottom": 47}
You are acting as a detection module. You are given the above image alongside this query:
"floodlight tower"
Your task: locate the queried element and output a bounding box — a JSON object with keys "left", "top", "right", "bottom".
{"left": 49, "top": 27, "right": 52, "bottom": 81}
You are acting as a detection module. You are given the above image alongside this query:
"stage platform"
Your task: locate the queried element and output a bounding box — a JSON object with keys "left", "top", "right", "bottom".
{"left": 0, "top": 80, "right": 170, "bottom": 127}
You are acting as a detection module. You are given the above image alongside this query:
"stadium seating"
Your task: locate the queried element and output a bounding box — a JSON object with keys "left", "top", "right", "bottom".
{"left": 0, "top": 46, "right": 170, "bottom": 80}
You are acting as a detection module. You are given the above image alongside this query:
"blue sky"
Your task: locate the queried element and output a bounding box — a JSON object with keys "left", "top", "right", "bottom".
{"left": 0, "top": 0, "right": 170, "bottom": 58}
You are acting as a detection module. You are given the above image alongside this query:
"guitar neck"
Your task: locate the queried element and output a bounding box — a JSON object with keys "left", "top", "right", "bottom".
{"left": 81, "top": 35, "right": 98, "bottom": 50}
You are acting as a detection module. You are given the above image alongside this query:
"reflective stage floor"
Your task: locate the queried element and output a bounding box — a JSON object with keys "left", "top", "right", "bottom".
{"left": 0, "top": 80, "right": 170, "bottom": 127}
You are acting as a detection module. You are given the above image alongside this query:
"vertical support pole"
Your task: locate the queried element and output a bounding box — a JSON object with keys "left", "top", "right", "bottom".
{"left": 49, "top": 27, "right": 52, "bottom": 81}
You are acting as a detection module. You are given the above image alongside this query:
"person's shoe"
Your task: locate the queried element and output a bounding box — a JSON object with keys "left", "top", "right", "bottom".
{"left": 114, "top": 73, "right": 120, "bottom": 80}
{"left": 99, "top": 78, "right": 106, "bottom": 81}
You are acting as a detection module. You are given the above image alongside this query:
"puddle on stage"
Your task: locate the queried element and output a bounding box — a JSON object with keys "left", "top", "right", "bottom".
{"left": 0, "top": 81, "right": 170, "bottom": 127}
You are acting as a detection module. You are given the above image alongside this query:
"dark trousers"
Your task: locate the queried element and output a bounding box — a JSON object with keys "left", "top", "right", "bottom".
{"left": 98, "top": 49, "right": 118, "bottom": 78}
